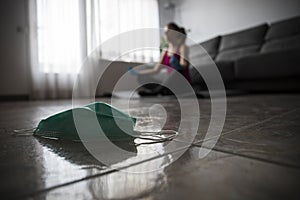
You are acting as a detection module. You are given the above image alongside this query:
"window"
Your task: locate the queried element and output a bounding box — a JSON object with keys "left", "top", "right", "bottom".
{"left": 36, "top": 0, "right": 160, "bottom": 74}
{"left": 37, "top": 0, "right": 82, "bottom": 73}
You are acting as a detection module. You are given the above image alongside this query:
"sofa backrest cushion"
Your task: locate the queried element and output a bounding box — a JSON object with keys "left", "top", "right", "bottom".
{"left": 261, "top": 16, "right": 300, "bottom": 53}
{"left": 216, "top": 24, "right": 268, "bottom": 62}
{"left": 261, "top": 35, "right": 300, "bottom": 53}
{"left": 200, "top": 36, "right": 220, "bottom": 58}
{"left": 265, "top": 16, "right": 300, "bottom": 40}
{"left": 216, "top": 45, "right": 260, "bottom": 62}
{"left": 189, "top": 36, "right": 220, "bottom": 58}
{"left": 189, "top": 36, "right": 220, "bottom": 67}
{"left": 219, "top": 24, "right": 268, "bottom": 51}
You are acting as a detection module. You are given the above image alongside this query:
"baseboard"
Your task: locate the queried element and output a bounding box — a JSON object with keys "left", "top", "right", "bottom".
{"left": 0, "top": 95, "right": 29, "bottom": 101}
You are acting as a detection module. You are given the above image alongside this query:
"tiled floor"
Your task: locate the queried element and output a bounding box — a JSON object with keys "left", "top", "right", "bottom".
{"left": 0, "top": 94, "right": 300, "bottom": 199}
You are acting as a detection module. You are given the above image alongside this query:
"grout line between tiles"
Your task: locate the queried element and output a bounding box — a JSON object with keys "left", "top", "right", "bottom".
{"left": 197, "top": 145, "right": 300, "bottom": 169}
{"left": 193, "top": 108, "right": 299, "bottom": 146}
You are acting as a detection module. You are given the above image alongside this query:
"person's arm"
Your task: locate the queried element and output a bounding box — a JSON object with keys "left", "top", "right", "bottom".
{"left": 179, "top": 44, "right": 189, "bottom": 69}
{"left": 137, "top": 50, "right": 166, "bottom": 75}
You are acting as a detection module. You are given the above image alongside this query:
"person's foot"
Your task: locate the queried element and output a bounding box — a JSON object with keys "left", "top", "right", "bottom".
{"left": 138, "top": 88, "right": 159, "bottom": 96}
{"left": 160, "top": 88, "right": 174, "bottom": 96}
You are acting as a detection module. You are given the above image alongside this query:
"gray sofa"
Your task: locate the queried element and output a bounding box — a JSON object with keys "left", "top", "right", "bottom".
{"left": 189, "top": 16, "right": 300, "bottom": 92}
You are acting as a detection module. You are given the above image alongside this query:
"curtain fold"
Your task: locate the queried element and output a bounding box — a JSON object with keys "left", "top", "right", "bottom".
{"left": 28, "top": 0, "right": 83, "bottom": 99}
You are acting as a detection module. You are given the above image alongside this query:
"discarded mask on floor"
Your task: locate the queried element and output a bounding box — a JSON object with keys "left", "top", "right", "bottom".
{"left": 33, "top": 102, "right": 137, "bottom": 141}
{"left": 14, "top": 102, "right": 178, "bottom": 143}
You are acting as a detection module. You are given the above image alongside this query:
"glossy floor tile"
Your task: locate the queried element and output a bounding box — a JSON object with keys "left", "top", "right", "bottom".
{"left": 0, "top": 94, "right": 300, "bottom": 199}
{"left": 200, "top": 108, "right": 300, "bottom": 167}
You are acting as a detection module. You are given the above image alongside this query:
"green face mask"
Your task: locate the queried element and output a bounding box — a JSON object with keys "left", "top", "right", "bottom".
{"left": 33, "top": 102, "right": 137, "bottom": 141}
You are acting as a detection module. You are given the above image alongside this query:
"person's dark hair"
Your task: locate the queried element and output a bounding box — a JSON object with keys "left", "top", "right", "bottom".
{"left": 166, "top": 22, "right": 187, "bottom": 42}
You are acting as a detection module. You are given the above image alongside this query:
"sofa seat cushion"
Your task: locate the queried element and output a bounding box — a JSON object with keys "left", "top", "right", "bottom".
{"left": 215, "top": 45, "right": 260, "bottom": 62}
{"left": 235, "top": 50, "right": 300, "bottom": 80}
{"left": 262, "top": 16, "right": 300, "bottom": 53}
{"left": 190, "top": 61, "right": 235, "bottom": 85}
{"left": 219, "top": 24, "right": 268, "bottom": 51}
{"left": 265, "top": 16, "right": 300, "bottom": 40}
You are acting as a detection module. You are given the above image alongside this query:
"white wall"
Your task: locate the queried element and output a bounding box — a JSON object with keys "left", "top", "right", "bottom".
{"left": 158, "top": 0, "right": 300, "bottom": 43}
{"left": 0, "top": 0, "right": 29, "bottom": 95}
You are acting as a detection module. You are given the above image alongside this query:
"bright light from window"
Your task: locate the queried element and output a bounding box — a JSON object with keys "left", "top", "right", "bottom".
{"left": 37, "top": 0, "right": 82, "bottom": 74}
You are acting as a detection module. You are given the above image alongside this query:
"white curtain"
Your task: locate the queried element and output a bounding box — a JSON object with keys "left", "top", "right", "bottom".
{"left": 28, "top": 0, "right": 159, "bottom": 100}
{"left": 86, "top": 0, "right": 160, "bottom": 62}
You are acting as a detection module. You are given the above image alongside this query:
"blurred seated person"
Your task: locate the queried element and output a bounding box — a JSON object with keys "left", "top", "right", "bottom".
{"left": 129, "top": 22, "right": 191, "bottom": 96}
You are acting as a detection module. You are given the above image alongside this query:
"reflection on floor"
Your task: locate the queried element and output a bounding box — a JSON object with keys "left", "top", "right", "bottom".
{"left": 0, "top": 94, "right": 300, "bottom": 199}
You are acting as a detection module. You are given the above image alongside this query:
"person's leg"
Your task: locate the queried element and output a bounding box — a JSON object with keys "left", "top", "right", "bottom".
{"left": 137, "top": 70, "right": 181, "bottom": 96}
{"left": 152, "top": 70, "right": 188, "bottom": 95}
{"left": 137, "top": 71, "right": 168, "bottom": 96}
{"left": 137, "top": 74, "right": 160, "bottom": 90}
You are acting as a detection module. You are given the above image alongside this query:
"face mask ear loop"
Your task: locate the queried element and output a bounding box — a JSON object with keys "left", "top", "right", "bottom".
{"left": 13, "top": 127, "right": 37, "bottom": 136}
{"left": 133, "top": 129, "right": 178, "bottom": 145}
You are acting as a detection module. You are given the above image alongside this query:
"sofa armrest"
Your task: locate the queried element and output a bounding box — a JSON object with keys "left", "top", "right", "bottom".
{"left": 235, "top": 49, "right": 300, "bottom": 80}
